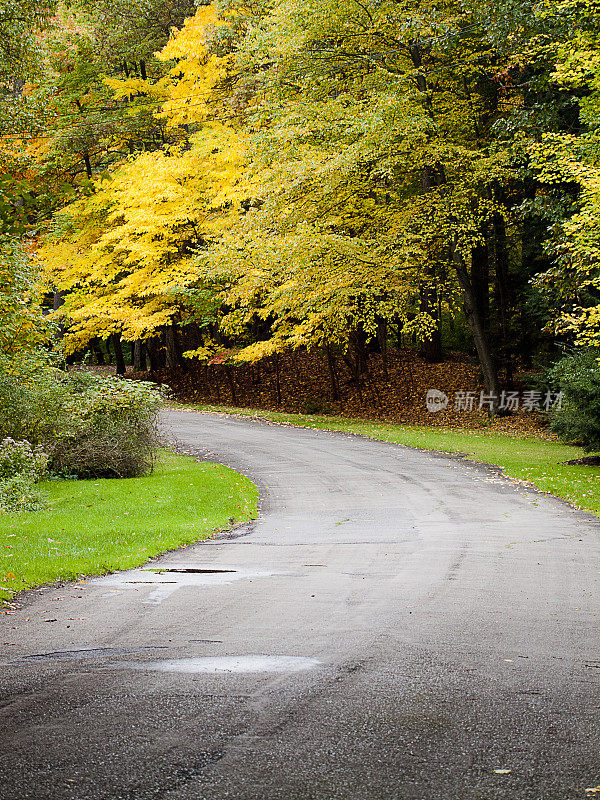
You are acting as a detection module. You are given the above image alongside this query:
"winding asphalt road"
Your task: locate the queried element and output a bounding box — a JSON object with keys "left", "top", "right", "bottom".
{"left": 0, "top": 410, "right": 599, "bottom": 800}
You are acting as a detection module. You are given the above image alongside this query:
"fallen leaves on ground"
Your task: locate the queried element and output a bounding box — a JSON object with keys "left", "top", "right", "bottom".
{"left": 158, "top": 348, "right": 551, "bottom": 436}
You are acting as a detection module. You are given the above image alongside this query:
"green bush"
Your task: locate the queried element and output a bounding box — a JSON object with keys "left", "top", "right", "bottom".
{"left": 0, "top": 242, "right": 163, "bottom": 484}
{"left": 0, "top": 474, "right": 46, "bottom": 513}
{"left": 46, "top": 373, "right": 164, "bottom": 479}
{"left": 0, "top": 359, "right": 164, "bottom": 479}
{"left": 0, "top": 438, "right": 48, "bottom": 513}
{"left": 0, "top": 437, "right": 48, "bottom": 479}
{"left": 546, "top": 349, "right": 600, "bottom": 452}
{"left": 0, "top": 352, "right": 62, "bottom": 442}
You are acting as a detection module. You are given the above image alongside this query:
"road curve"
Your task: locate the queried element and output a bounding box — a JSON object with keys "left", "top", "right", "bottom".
{"left": 0, "top": 410, "right": 598, "bottom": 800}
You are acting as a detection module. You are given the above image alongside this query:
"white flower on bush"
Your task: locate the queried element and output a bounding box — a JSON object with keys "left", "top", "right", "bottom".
{"left": 0, "top": 438, "right": 48, "bottom": 481}
{"left": 0, "top": 439, "right": 48, "bottom": 514}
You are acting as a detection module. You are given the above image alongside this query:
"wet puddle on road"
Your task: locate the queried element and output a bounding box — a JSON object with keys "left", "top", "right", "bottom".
{"left": 120, "top": 655, "right": 321, "bottom": 673}
{"left": 93, "top": 564, "right": 281, "bottom": 605}
{"left": 12, "top": 646, "right": 169, "bottom": 663}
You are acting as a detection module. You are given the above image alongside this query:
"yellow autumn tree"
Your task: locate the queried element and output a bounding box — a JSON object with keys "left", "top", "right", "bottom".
{"left": 187, "top": 0, "right": 509, "bottom": 390}
{"left": 41, "top": 4, "right": 244, "bottom": 353}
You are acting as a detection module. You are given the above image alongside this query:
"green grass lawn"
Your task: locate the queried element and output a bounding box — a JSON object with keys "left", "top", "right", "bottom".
{"left": 174, "top": 402, "right": 600, "bottom": 516}
{"left": 0, "top": 451, "right": 258, "bottom": 605}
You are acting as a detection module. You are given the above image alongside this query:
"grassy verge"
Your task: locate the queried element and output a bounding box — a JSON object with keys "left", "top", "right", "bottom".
{"left": 0, "top": 450, "right": 258, "bottom": 605}
{"left": 172, "top": 402, "right": 600, "bottom": 516}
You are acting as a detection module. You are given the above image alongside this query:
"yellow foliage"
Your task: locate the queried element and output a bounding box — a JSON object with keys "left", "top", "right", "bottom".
{"left": 39, "top": 4, "right": 244, "bottom": 353}
{"left": 42, "top": 121, "right": 244, "bottom": 351}
{"left": 156, "top": 5, "right": 230, "bottom": 127}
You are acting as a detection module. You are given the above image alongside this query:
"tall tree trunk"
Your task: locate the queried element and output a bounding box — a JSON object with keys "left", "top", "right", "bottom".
{"left": 146, "top": 338, "right": 162, "bottom": 372}
{"left": 471, "top": 239, "right": 490, "bottom": 330}
{"left": 91, "top": 337, "right": 105, "bottom": 365}
{"left": 326, "top": 345, "right": 341, "bottom": 401}
{"left": 395, "top": 318, "right": 404, "bottom": 349}
{"left": 273, "top": 353, "right": 282, "bottom": 406}
{"left": 376, "top": 319, "right": 389, "bottom": 379}
{"left": 83, "top": 152, "right": 92, "bottom": 180}
{"left": 133, "top": 340, "right": 145, "bottom": 371}
{"left": 492, "top": 212, "right": 513, "bottom": 385}
{"left": 418, "top": 165, "right": 443, "bottom": 362}
{"left": 165, "top": 325, "right": 178, "bottom": 369}
{"left": 344, "top": 327, "right": 369, "bottom": 382}
{"left": 165, "top": 323, "right": 187, "bottom": 371}
{"left": 452, "top": 246, "right": 500, "bottom": 409}
{"left": 112, "top": 333, "right": 126, "bottom": 376}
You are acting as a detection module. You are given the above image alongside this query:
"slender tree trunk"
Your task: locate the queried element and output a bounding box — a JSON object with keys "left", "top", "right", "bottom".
{"left": 52, "top": 290, "right": 67, "bottom": 346}
{"left": 344, "top": 327, "right": 369, "bottom": 382}
{"left": 326, "top": 345, "right": 340, "bottom": 401}
{"left": 112, "top": 333, "right": 126, "bottom": 376}
{"left": 74, "top": 99, "right": 94, "bottom": 179}
{"left": 273, "top": 353, "right": 282, "bottom": 406}
{"left": 471, "top": 239, "right": 490, "bottom": 330}
{"left": 164, "top": 323, "right": 187, "bottom": 371}
{"left": 492, "top": 212, "right": 513, "bottom": 385}
{"left": 133, "top": 340, "right": 145, "bottom": 371}
{"left": 146, "top": 338, "right": 162, "bottom": 372}
{"left": 396, "top": 319, "right": 404, "bottom": 349}
{"left": 418, "top": 165, "right": 443, "bottom": 362}
{"left": 376, "top": 319, "right": 389, "bottom": 379}
{"left": 165, "top": 326, "right": 178, "bottom": 369}
{"left": 91, "top": 337, "right": 105, "bottom": 365}
{"left": 452, "top": 246, "right": 500, "bottom": 409}
{"left": 83, "top": 152, "right": 92, "bottom": 180}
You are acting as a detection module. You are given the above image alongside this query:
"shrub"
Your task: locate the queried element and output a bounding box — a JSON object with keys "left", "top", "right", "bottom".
{"left": 546, "top": 349, "right": 600, "bottom": 452}
{"left": 0, "top": 350, "right": 68, "bottom": 444}
{"left": 0, "top": 354, "right": 165, "bottom": 480}
{"left": 0, "top": 474, "right": 46, "bottom": 513}
{"left": 0, "top": 438, "right": 48, "bottom": 513}
{"left": 300, "top": 396, "right": 333, "bottom": 415}
{"left": 46, "top": 373, "right": 164, "bottom": 479}
{"left": 0, "top": 242, "right": 163, "bottom": 483}
{"left": 0, "top": 437, "right": 48, "bottom": 480}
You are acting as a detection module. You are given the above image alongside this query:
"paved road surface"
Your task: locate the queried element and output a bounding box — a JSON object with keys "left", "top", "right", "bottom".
{"left": 0, "top": 410, "right": 598, "bottom": 799}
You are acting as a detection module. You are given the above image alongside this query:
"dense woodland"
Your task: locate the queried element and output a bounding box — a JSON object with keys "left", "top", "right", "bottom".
{"left": 2, "top": 0, "right": 600, "bottom": 424}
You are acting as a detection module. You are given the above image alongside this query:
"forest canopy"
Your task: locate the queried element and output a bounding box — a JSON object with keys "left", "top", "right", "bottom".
{"left": 2, "top": 0, "right": 600, "bottom": 415}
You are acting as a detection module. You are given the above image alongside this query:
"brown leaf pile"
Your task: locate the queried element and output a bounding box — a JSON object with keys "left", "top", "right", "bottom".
{"left": 160, "top": 348, "right": 550, "bottom": 436}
